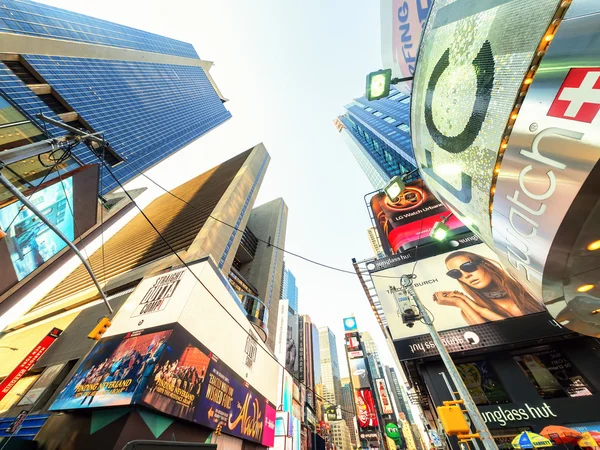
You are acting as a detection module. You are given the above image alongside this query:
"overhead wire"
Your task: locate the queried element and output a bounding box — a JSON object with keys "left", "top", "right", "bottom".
{"left": 92, "top": 150, "right": 360, "bottom": 417}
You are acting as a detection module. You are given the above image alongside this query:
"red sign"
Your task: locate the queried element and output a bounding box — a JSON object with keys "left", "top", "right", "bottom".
{"left": 548, "top": 68, "right": 600, "bottom": 123}
{"left": 355, "top": 389, "right": 379, "bottom": 429}
{"left": 346, "top": 337, "right": 360, "bottom": 350}
{"left": 0, "top": 328, "right": 61, "bottom": 402}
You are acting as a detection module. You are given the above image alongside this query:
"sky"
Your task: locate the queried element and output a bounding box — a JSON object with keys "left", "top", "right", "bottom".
{"left": 26, "top": 0, "right": 395, "bottom": 377}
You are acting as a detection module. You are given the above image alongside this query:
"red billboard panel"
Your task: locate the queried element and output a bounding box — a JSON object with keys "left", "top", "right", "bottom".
{"left": 0, "top": 327, "right": 62, "bottom": 401}
{"left": 370, "top": 180, "right": 466, "bottom": 255}
{"left": 355, "top": 388, "right": 378, "bottom": 429}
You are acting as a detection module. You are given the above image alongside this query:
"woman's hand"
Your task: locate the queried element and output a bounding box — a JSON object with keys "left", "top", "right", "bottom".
{"left": 433, "top": 291, "right": 466, "bottom": 307}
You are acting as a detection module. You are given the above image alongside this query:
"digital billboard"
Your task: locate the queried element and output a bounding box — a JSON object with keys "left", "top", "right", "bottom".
{"left": 0, "top": 177, "right": 74, "bottom": 281}
{"left": 0, "top": 165, "right": 99, "bottom": 295}
{"left": 369, "top": 234, "right": 570, "bottom": 359}
{"left": 355, "top": 388, "right": 379, "bottom": 429}
{"left": 343, "top": 316, "right": 358, "bottom": 333}
{"left": 410, "top": 0, "right": 563, "bottom": 246}
{"left": 380, "top": 0, "right": 432, "bottom": 94}
{"left": 50, "top": 325, "right": 276, "bottom": 446}
{"left": 286, "top": 313, "right": 299, "bottom": 376}
{"left": 375, "top": 379, "right": 394, "bottom": 415}
{"left": 350, "top": 358, "right": 370, "bottom": 390}
{"left": 370, "top": 180, "right": 466, "bottom": 255}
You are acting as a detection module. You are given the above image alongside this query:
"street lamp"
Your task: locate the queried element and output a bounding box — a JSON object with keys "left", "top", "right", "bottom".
{"left": 430, "top": 214, "right": 454, "bottom": 242}
{"left": 384, "top": 169, "right": 420, "bottom": 203}
{"left": 365, "top": 69, "right": 414, "bottom": 101}
{"left": 392, "top": 277, "right": 497, "bottom": 450}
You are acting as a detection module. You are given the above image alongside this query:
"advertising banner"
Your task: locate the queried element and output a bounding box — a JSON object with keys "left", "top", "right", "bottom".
{"left": 375, "top": 379, "right": 394, "bottom": 415}
{"left": 50, "top": 325, "right": 276, "bottom": 446}
{"left": 348, "top": 350, "right": 364, "bottom": 359}
{"left": 410, "top": 0, "right": 563, "bottom": 247}
{"left": 370, "top": 181, "right": 466, "bottom": 255}
{"left": 275, "top": 300, "right": 290, "bottom": 364}
{"left": 50, "top": 327, "right": 173, "bottom": 409}
{"left": 343, "top": 317, "right": 358, "bottom": 333}
{"left": 346, "top": 337, "right": 360, "bottom": 351}
{"left": 286, "top": 313, "right": 299, "bottom": 376}
{"left": 0, "top": 327, "right": 62, "bottom": 402}
{"left": 355, "top": 389, "right": 379, "bottom": 429}
{"left": 380, "top": 0, "right": 432, "bottom": 94}
{"left": 350, "top": 358, "right": 370, "bottom": 390}
{"left": 369, "top": 235, "right": 569, "bottom": 359}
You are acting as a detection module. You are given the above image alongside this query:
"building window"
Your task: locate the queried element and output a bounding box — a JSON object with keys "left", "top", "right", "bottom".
{"left": 457, "top": 361, "right": 510, "bottom": 406}
{"left": 397, "top": 123, "right": 410, "bottom": 132}
{"left": 383, "top": 117, "right": 396, "bottom": 124}
{"left": 514, "top": 349, "right": 593, "bottom": 399}
{"left": 365, "top": 107, "right": 374, "bottom": 112}
{"left": 389, "top": 93, "right": 403, "bottom": 101}
{"left": 401, "top": 97, "right": 410, "bottom": 104}
{"left": 373, "top": 111, "right": 383, "bottom": 117}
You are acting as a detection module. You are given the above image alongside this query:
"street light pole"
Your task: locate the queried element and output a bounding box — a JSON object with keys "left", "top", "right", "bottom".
{"left": 399, "top": 275, "right": 497, "bottom": 450}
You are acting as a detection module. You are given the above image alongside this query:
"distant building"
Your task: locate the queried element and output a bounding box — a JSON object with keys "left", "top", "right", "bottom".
{"left": 384, "top": 366, "right": 414, "bottom": 423}
{"left": 238, "top": 198, "right": 288, "bottom": 351}
{"left": 341, "top": 377, "right": 358, "bottom": 448}
{"left": 312, "top": 323, "right": 324, "bottom": 423}
{"left": 281, "top": 265, "right": 299, "bottom": 314}
{"left": 361, "top": 332, "right": 383, "bottom": 379}
{"left": 318, "top": 327, "right": 343, "bottom": 409}
{"left": 367, "top": 227, "right": 386, "bottom": 260}
{"left": 329, "top": 419, "right": 353, "bottom": 450}
{"left": 335, "top": 89, "right": 417, "bottom": 189}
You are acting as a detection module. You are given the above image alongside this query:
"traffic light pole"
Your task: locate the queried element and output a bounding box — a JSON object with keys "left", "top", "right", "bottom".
{"left": 0, "top": 172, "right": 112, "bottom": 314}
{"left": 401, "top": 276, "right": 496, "bottom": 450}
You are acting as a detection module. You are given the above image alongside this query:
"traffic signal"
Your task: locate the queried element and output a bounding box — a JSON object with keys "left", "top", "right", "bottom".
{"left": 437, "top": 404, "right": 470, "bottom": 436}
{"left": 87, "top": 317, "right": 111, "bottom": 340}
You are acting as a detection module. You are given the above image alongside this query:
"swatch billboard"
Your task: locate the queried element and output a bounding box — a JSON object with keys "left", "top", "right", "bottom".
{"left": 369, "top": 234, "right": 570, "bottom": 360}
{"left": 50, "top": 324, "right": 275, "bottom": 446}
{"left": 370, "top": 179, "right": 466, "bottom": 255}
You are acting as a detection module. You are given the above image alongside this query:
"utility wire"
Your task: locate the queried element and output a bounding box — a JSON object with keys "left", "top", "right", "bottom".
{"left": 94, "top": 152, "right": 360, "bottom": 418}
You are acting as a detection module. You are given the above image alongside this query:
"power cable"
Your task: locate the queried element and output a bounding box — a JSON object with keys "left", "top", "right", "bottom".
{"left": 93, "top": 152, "right": 359, "bottom": 418}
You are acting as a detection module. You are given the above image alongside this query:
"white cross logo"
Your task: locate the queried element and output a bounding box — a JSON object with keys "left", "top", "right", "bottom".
{"left": 558, "top": 71, "right": 600, "bottom": 117}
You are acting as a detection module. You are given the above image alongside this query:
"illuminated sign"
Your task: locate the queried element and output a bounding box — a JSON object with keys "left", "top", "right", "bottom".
{"left": 411, "top": 0, "right": 563, "bottom": 247}
{"left": 375, "top": 379, "right": 394, "bottom": 415}
{"left": 355, "top": 389, "right": 379, "bottom": 429}
{"left": 343, "top": 317, "right": 358, "bottom": 332}
{"left": 0, "top": 328, "right": 61, "bottom": 402}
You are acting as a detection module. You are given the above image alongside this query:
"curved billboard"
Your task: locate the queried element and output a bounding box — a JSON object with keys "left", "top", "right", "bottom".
{"left": 410, "top": 0, "right": 562, "bottom": 246}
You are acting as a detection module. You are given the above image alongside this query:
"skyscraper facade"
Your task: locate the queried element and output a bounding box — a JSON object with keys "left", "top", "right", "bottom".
{"left": 318, "top": 327, "right": 343, "bottom": 410}
{"left": 361, "top": 331, "right": 383, "bottom": 379}
{"left": 384, "top": 366, "right": 414, "bottom": 423}
{"left": 340, "top": 377, "right": 358, "bottom": 448}
{"left": 281, "top": 266, "right": 299, "bottom": 314}
{"left": 329, "top": 419, "right": 353, "bottom": 450}
{"left": 0, "top": 0, "right": 230, "bottom": 194}
{"left": 335, "top": 88, "right": 416, "bottom": 189}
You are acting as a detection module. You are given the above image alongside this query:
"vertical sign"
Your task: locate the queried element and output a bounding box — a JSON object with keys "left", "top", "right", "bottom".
{"left": 375, "top": 379, "right": 394, "bottom": 415}
{"left": 0, "top": 328, "right": 62, "bottom": 401}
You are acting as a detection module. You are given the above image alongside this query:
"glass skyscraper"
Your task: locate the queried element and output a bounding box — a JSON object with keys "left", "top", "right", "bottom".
{"left": 281, "top": 266, "right": 299, "bottom": 314}
{"left": 318, "top": 326, "right": 343, "bottom": 409}
{"left": 335, "top": 88, "right": 417, "bottom": 189}
{"left": 0, "top": 0, "right": 231, "bottom": 194}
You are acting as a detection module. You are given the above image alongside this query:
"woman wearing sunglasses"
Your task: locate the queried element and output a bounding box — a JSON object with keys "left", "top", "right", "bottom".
{"left": 433, "top": 251, "right": 544, "bottom": 325}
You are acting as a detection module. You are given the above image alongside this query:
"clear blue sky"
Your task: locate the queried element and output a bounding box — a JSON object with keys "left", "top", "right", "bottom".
{"left": 38, "top": 0, "right": 393, "bottom": 375}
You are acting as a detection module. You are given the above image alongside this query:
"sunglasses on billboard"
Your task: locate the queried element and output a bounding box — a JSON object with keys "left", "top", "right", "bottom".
{"left": 446, "top": 260, "right": 482, "bottom": 279}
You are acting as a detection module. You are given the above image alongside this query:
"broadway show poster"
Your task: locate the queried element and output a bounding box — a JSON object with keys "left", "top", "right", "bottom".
{"left": 140, "top": 327, "right": 211, "bottom": 421}
{"left": 50, "top": 327, "right": 172, "bottom": 410}
{"left": 370, "top": 180, "right": 466, "bottom": 255}
{"left": 355, "top": 389, "right": 378, "bottom": 429}
{"left": 193, "top": 351, "right": 275, "bottom": 446}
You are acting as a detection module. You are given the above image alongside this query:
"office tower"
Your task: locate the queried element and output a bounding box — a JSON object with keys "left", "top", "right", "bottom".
{"left": 367, "top": 227, "right": 386, "bottom": 259}
{"left": 340, "top": 377, "right": 358, "bottom": 448}
{"left": 318, "top": 327, "right": 343, "bottom": 409}
{"left": 384, "top": 366, "right": 414, "bottom": 424}
{"left": 334, "top": 88, "right": 416, "bottom": 189}
{"left": 312, "top": 323, "right": 323, "bottom": 423}
{"left": 238, "top": 198, "right": 288, "bottom": 351}
{"left": 329, "top": 419, "right": 353, "bottom": 450}
{"left": 281, "top": 266, "right": 299, "bottom": 314}
{"left": 361, "top": 331, "right": 383, "bottom": 379}
{"left": 0, "top": 0, "right": 230, "bottom": 194}
{"left": 0, "top": 146, "right": 282, "bottom": 423}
